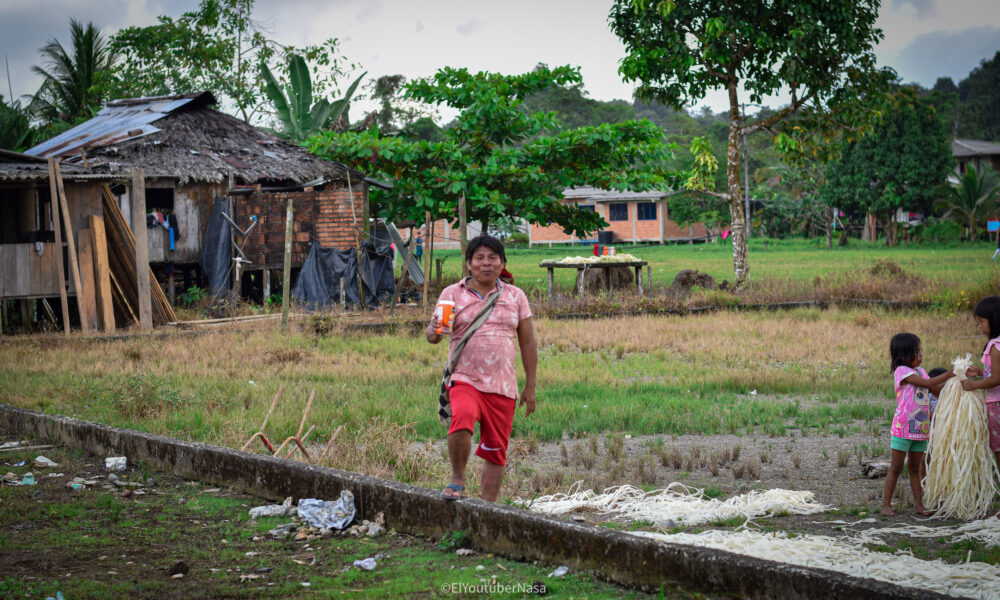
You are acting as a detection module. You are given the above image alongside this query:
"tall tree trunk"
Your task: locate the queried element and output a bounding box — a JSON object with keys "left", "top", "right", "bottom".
{"left": 825, "top": 206, "right": 834, "bottom": 249}
{"left": 727, "top": 86, "right": 749, "bottom": 288}
{"left": 887, "top": 213, "right": 898, "bottom": 247}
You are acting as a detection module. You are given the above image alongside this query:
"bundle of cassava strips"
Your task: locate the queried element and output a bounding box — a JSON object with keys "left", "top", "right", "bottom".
{"left": 923, "top": 354, "right": 1000, "bottom": 519}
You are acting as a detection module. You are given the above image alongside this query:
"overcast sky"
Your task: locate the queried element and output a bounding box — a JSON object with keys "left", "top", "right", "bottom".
{"left": 2, "top": 0, "right": 999, "bottom": 118}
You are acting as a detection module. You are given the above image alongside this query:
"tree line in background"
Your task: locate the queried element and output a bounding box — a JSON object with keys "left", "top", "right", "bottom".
{"left": 3, "top": 0, "right": 1000, "bottom": 288}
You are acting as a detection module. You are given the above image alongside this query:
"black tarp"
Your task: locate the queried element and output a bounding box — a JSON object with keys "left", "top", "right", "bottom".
{"left": 199, "top": 196, "right": 231, "bottom": 297}
{"left": 292, "top": 241, "right": 395, "bottom": 310}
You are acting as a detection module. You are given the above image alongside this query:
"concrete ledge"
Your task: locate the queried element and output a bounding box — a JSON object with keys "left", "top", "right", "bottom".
{"left": 1, "top": 404, "right": 950, "bottom": 600}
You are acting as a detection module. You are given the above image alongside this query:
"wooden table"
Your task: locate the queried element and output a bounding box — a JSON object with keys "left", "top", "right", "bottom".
{"left": 540, "top": 261, "right": 650, "bottom": 298}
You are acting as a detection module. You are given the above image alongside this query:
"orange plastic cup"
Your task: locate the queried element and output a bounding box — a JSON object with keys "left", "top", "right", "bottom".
{"left": 435, "top": 300, "right": 455, "bottom": 334}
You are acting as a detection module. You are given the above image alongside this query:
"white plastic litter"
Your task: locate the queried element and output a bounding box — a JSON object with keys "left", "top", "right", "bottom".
{"left": 548, "top": 566, "right": 569, "bottom": 578}
{"left": 298, "top": 490, "right": 356, "bottom": 529}
{"left": 105, "top": 457, "right": 127, "bottom": 471}
{"left": 353, "top": 557, "right": 377, "bottom": 570}
{"left": 33, "top": 456, "right": 59, "bottom": 468}
{"left": 634, "top": 529, "right": 1000, "bottom": 600}
{"left": 249, "top": 497, "right": 293, "bottom": 519}
{"left": 523, "top": 482, "right": 830, "bottom": 527}
{"left": 923, "top": 355, "right": 1000, "bottom": 519}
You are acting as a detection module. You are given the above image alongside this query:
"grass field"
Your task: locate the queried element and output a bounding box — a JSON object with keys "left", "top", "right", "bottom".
{"left": 428, "top": 239, "right": 999, "bottom": 300}
{"left": 2, "top": 241, "right": 997, "bottom": 496}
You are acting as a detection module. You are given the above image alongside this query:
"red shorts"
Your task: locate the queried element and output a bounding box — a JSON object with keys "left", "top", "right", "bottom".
{"left": 447, "top": 381, "right": 516, "bottom": 466}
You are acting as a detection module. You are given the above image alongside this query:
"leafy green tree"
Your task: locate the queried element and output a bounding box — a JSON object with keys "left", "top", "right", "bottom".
{"left": 260, "top": 54, "right": 365, "bottom": 142}
{"left": 610, "top": 0, "right": 894, "bottom": 287}
{"left": 0, "top": 96, "right": 40, "bottom": 151}
{"left": 934, "top": 166, "right": 1000, "bottom": 241}
{"left": 110, "top": 0, "right": 351, "bottom": 123}
{"left": 822, "top": 87, "right": 952, "bottom": 246}
{"left": 957, "top": 51, "right": 1000, "bottom": 141}
{"left": 522, "top": 65, "right": 636, "bottom": 130}
{"left": 28, "top": 19, "right": 117, "bottom": 124}
{"left": 309, "top": 66, "right": 678, "bottom": 237}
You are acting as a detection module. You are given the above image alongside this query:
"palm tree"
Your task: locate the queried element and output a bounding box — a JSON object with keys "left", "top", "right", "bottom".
{"left": 29, "top": 19, "right": 117, "bottom": 124}
{"left": 0, "top": 95, "right": 39, "bottom": 151}
{"left": 935, "top": 166, "right": 1000, "bottom": 241}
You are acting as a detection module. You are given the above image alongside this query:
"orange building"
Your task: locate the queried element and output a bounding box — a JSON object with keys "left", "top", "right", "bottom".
{"left": 529, "top": 187, "right": 708, "bottom": 246}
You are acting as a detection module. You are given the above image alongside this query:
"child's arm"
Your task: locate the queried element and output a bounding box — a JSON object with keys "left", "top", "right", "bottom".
{"left": 902, "top": 370, "right": 954, "bottom": 392}
{"left": 963, "top": 346, "right": 1000, "bottom": 391}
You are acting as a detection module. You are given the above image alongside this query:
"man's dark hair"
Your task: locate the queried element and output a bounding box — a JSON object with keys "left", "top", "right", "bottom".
{"left": 465, "top": 234, "right": 506, "bottom": 264}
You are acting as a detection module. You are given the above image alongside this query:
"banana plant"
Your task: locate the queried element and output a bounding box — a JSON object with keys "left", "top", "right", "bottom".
{"left": 261, "top": 54, "right": 365, "bottom": 142}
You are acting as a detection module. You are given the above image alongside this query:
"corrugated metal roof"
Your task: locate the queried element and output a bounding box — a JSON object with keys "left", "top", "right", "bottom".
{"left": 25, "top": 92, "right": 216, "bottom": 161}
{"left": 953, "top": 139, "right": 1000, "bottom": 158}
{"left": 562, "top": 186, "right": 667, "bottom": 202}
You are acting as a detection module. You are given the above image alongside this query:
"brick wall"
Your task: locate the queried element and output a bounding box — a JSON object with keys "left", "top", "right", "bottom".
{"left": 529, "top": 200, "right": 709, "bottom": 245}
{"left": 234, "top": 182, "right": 364, "bottom": 269}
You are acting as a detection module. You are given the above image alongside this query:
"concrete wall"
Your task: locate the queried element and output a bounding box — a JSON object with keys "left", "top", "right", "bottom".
{"left": 0, "top": 404, "right": 947, "bottom": 600}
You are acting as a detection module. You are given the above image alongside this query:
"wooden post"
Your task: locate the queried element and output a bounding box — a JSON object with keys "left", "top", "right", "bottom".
{"left": 263, "top": 267, "right": 271, "bottom": 303}
{"left": 636, "top": 265, "right": 643, "bottom": 296}
{"left": 547, "top": 267, "right": 554, "bottom": 298}
{"left": 422, "top": 212, "right": 431, "bottom": 307}
{"left": 459, "top": 194, "right": 468, "bottom": 277}
{"left": 576, "top": 268, "right": 585, "bottom": 297}
{"left": 339, "top": 277, "right": 345, "bottom": 310}
{"left": 52, "top": 163, "right": 87, "bottom": 334}
{"left": 77, "top": 229, "right": 98, "bottom": 331}
{"left": 46, "top": 160, "right": 71, "bottom": 335}
{"left": 168, "top": 270, "right": 176, "bottom": 306}
{"left": 436, "top": 258, "right": 442, "bottom": 287}
{"left": 281, "top": 196, "right": 293, "bottom": 333}
{"left": 0, "top": 299, "right": 6, "bottom": 335}
{"left": 646, "top": 265, "right": 652, "bottom": 296}
{"left": 51, "top": 160, "right": 89, "bottom": 333}
{"left": 130, "top": 168, "right": 152, "bottom": 331}
{"left": 88, "top": 216, "right": 114, "bottom": 332}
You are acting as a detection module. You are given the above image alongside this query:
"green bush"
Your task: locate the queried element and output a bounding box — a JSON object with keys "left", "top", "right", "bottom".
{"left": 922, "top": 217, "right": 962, "bottom": 244}
{"left": 179, "top": 285, "right": 208, "bottom": 306}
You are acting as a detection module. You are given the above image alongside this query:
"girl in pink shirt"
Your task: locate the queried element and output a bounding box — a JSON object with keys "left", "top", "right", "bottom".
{"left": 962, "top": 296, "right": 1000, "bottom": 465}
{"left": 882, "top": 332, "right": 952, "bottom": 516}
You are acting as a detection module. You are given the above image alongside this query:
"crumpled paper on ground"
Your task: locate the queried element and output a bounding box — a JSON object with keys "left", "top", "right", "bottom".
{"left": 249, "top": 496, "right": 294, "bottom": 519}
{"left": 297, "top": 490, "right": 355, "bottom": 529}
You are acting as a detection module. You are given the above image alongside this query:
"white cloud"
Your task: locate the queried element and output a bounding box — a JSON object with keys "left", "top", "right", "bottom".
{"left": 456, "top": 17, "right": 487, "bottom": 36}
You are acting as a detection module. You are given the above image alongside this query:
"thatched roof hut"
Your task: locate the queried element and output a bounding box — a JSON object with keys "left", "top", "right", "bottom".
{"left": 25, "top": 92, "right": 362, "bottom": 185}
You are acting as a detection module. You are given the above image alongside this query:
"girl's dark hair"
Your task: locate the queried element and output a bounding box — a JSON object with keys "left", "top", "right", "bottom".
{"left": 465, "top": 234, "right": 506, "bottom": 264}
{"left": 890, "top": 332, "right": 921, "bottom": 373}
{"left": 974, "top": 296, "right": 1000, "bottom": 342}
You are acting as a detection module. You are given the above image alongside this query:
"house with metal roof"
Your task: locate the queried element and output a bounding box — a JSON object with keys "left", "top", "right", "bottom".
{"left": 952, "top": 139, "right": 1000, "bottom": 174}
{"left": 528, "top": 186, "right": 709, "bottom": 246}
{"left": 24, "top": 92, "right": 387, "bottom": 305}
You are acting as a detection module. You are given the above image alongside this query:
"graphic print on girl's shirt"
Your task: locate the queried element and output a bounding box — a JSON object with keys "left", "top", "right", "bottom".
{"left": 892, "top": 365, "right": 930, "bottom": 440}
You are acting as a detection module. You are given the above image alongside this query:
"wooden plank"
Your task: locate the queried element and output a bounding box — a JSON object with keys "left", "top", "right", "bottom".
{"left": 53, "top": 161, "right": 88, "bottom": 333}
{"left": 11, "top": 244, "right": 30, "bottom": 296}
{"left": 0, "top": 246, "right": 8, "bottom": 297}
{"left": 89, "top": 216, "right": 115, "bottom": 332}
{"left": 28, "top": 242, "right": 44, "bottom": 296}
{"left": 47, "top": 159, "right": 70, "bottom": 335}
{"left": 131, "top": 168, "right": 152, "bottom": 331}
{"left": 99, "top": 183, "right": 176, "bottom": 326}
{"left": 77, "top": 230, "right": 98, "bottom": 332}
